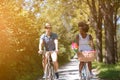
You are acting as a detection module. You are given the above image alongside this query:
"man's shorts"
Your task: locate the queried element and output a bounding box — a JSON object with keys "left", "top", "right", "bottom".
{"left": 45, "top": 51, "right": 57, "bottom": 62}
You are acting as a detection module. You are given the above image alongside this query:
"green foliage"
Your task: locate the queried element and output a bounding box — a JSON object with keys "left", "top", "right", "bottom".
{"left": 93, "top": 61, "right": 120, "bottom": 80}
{"left": 0, "top": 0, "right": 119, "bottom": 80}
{"left": 0, "top": 0, "right": 74, "bottom": 80}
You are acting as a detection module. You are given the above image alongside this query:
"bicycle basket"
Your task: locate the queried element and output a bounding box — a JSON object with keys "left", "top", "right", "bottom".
{"left": 78, "top": 51, "right": 96, "bottom": 62}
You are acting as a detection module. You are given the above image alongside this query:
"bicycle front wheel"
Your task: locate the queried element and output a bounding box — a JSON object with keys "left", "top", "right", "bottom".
{"left": 49, "top": 65, "right": 55, "bottom": 80}
{"left": 45, "top": 64, "right": 55, "bottom": 80}
{"left": 85, "top": 63, "right": 90, "bottom": 80}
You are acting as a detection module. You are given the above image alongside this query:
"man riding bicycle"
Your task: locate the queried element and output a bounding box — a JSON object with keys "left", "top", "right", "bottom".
{"left": 38, "top": 23, "right": 59, "bottom": 79}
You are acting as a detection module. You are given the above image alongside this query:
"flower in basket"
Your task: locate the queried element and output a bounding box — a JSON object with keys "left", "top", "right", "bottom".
{"left": 71, "top": 42, "right": 79, "bottom": 53}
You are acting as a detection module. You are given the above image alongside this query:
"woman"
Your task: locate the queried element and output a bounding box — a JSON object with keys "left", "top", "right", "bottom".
{"left": 76, "top": 22, "right": 95, "bottom": 78}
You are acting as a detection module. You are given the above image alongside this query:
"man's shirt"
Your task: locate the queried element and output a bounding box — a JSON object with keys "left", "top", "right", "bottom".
{"left": 40, "top": 32, "right": 58, "bottom": 51}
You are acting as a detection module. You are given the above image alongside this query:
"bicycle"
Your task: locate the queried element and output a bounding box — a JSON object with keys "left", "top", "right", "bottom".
{"left": 81, "top": 62, "right": 90, "bottom": 80}
{"left": 78, "top": 51, "right": 96, "bottom": 80}
{"left": 41, "top": 51, "right": 56, "bottom": 80}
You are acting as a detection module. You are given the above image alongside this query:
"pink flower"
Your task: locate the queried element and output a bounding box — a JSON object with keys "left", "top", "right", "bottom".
{"left": 71, "top": 42, "right": 78, "bottom": 53}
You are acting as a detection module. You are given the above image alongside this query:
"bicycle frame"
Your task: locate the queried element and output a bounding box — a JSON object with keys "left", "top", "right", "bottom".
{"left": 81, "top": 62, "right": 90, "bottom": 80}
{"left": 44, "top": 51, "right": 55, "bottom": 80}
{"left": 78, "top": 51, "right": 96, "bottom": 80}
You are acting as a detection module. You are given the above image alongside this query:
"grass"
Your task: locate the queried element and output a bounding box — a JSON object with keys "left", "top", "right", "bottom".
{"left": 92, "top": 61, "right": 120, "bottom": 80}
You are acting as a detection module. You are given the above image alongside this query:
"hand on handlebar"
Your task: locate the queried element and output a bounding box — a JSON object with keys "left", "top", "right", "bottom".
{"left": 38, "top": 50, "right": 43, "bottom": 54}
{"left": 55, "top": 50, "right": 59, "bottom": 54}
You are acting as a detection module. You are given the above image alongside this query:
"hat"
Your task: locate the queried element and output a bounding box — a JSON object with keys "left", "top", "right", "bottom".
{"left": 45, "top": 23, "right": 51, "bottom": 28}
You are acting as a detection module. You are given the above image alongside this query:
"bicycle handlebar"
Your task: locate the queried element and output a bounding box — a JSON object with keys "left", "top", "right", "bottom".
{"left": 38, "top": 50, "right": 55, "bottom": 54}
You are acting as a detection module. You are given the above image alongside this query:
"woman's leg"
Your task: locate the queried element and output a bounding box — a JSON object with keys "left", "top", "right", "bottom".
{"left": 88, "top": 62, "right": 92, "bottom": 73}
{"left": 79, "top": 62, "right": 85, "bottom": 73}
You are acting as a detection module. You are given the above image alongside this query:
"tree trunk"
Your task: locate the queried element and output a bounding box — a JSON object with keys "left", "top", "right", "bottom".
{"left": 87, "top": 0, "right": 103, "bottom": 62}
{"left": 104, "top": 19, "right": 115, "bottom": 64}
{"left": 103, "top": 1, "right": 116, "bottom": 64}
{"left": 96, "top": 18, "right": 102, "bottom": 62}
{"left": 113, "top": 3, "right": 119, "bottom": 62}
{"left": 96, "top": 1, "right": 103, "bottom": 62}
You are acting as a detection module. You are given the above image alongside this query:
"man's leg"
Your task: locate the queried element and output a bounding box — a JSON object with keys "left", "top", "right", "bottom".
{"left": 42, "top": 55, "right": 45, "bottom": 71}
{"left": 42, "top": 53, "right": 48, "bottom": 78}
{"left": 51, "top": 52, "right": 59, "bottom": 78}
{"left": 53, "top": 61, "right": 59, "bottom": 72}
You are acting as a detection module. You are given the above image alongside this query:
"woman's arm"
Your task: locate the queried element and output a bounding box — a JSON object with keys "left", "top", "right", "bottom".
{"left": 89, "top": 35, "right": 95, "bottom": 50}
{"left": 76, "top": 34, "right": 79, "bottom": 46}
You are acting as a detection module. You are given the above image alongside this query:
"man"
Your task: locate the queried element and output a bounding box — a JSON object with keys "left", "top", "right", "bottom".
{"left": 38, "top": 23, "right": 59, "bottom": 79}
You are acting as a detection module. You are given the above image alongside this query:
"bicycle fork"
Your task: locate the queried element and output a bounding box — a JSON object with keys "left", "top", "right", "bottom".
{"left": 82, "top": 63, "right": 90, "bottom": 80}
{"left": 45, "top": 54, "right": 55, "bottom": 80}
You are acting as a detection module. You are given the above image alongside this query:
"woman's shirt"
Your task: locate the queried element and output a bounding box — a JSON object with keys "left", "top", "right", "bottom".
{"left": 79, "top": 34, "right": 92, "bottom": 52}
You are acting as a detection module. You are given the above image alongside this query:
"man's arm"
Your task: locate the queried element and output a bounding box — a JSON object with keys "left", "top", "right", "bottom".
{"left": 54, "top": 39, "right": 58, "bottom": 51}
{"left": 54, "top": 33, "right": 58, "bottom": 52}
{"left": 38, "top": 35, "right": 44, "bottom": 54}
{"left": 39, "top": 39, "right": 44, "bottom": 51}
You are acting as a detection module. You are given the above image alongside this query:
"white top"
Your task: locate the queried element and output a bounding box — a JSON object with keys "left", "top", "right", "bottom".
{"left": 79, "top": 34, "right": 92, "bottom": 51}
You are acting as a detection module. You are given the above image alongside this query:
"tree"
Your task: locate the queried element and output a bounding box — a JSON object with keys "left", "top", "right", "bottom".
{"left": 100, "top": 0, "right": 120, "bottom": 64}
{"left": 87, "top": 0, "right": 103, "bottom": 62}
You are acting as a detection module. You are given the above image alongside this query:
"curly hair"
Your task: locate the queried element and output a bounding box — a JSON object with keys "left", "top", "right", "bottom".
{"left": 78, "top": 22, "right": 89, "bottom": 32}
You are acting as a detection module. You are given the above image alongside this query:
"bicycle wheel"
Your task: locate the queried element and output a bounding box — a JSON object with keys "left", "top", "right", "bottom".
{"left": 81, "top": 63, "right": 90, "bottom": 80}
{"left": 81, "top": 64, "right": 86, "bottom": 80}
{"left": 45, "top": 64, "right": 55, "bottom": 80}
{"left": 49, "top": 64, "right": 55, "bottom": 80}
{"left": 45, "top": 63, "right": 50, "bottom": 80}
{"left": 85, "top": 63, "right": 90, "bottom": 80}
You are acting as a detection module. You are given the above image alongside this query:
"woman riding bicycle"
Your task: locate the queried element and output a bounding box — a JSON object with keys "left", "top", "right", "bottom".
{"left": 76, "top": 21, "right": 95, "bottom": 79}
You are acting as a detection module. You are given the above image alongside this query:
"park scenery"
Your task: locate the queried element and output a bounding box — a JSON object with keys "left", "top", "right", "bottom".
{"left": 0, "top": 0, "right": 120, "bottom": 80}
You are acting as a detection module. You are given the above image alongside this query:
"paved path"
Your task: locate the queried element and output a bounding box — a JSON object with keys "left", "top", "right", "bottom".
{"left": 58, "top": 55, "right": 100, "bottom": 80}
{"left": 38, "top": 55, "right": 100, "bottom": 80}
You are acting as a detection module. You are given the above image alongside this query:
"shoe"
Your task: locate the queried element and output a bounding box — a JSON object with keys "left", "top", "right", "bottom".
{"left": 42, "top": 74, "right": 46, "bottom": 78}
{"left": 55, "top": 72, "right": 59, "bottom": 79}
{"left": 79, "top": 72, "right": 83, "bottom": 80}
{"left": 89, "top": 72, "right": 94, "bottom": 78}
{"left": 79, "top": 76, "right": 82, "bottom": 80}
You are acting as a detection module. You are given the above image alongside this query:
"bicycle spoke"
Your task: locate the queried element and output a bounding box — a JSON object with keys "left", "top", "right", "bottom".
{"left": 45, "top": 64, "right": 49, "bottom": 80}
{"left": 80, "top": 63, "right": 91, "bottom": 80}
{"left": 43, "top": 51, "right": 56, "bottom": 80}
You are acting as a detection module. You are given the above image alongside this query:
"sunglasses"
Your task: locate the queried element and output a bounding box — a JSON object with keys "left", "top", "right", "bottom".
{"left": 45, "top": 27, "right": 51, "bottom": 29}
